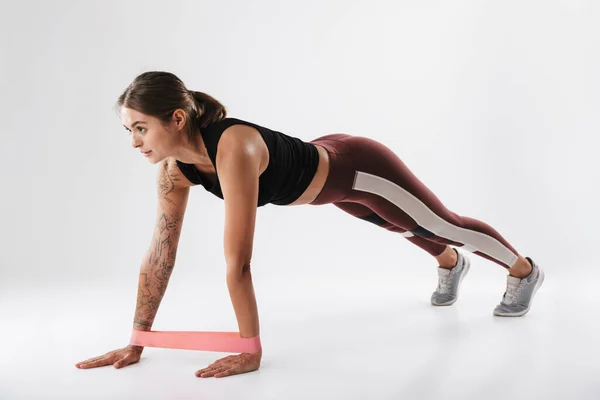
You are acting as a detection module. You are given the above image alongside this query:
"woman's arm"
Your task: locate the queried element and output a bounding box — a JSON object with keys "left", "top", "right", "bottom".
{"left": 133, "top": 159, "right": 191, "bottom": 333}
{"left": 74, "top": 159, "right": 191, "bottom": 370}
{"left": 217, "top": 125, "right": 269, "bottom": 339}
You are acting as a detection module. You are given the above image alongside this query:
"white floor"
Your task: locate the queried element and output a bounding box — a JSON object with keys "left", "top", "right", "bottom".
{"left": 1, "top": 268, "right": 598, "bottom": 400}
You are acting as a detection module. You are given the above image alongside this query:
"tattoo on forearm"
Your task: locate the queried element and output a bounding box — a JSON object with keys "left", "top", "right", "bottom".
{"left": 134, "top": 167, "right": 185, "bottom": 330}
{"left": 134, "top": 223, "right": 179, "bottom": 329}
{"left": 155, "top": 257, "right": 175, "bottom": 281}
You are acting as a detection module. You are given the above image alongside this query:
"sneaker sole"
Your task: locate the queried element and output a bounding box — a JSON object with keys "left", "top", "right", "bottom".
{"left": 431, "top": 256, "right": 471, "bottom": 306}
{"left": 493, "top": 267, "right": 545, "bottom": 317}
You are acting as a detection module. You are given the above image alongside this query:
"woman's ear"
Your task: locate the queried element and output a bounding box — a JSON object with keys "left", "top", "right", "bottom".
{"left": 171, "top": 109, "right": 187, "bottom": 131}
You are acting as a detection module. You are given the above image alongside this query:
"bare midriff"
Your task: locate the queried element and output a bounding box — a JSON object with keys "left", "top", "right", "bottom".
{"left": 187, "top": 144, "right": 330, "bottom": 206}
{"left": 284, "top": 144, "right": 330, "bottom": 206}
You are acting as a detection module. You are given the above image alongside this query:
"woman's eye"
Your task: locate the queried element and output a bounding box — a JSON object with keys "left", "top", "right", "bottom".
{"left": 138, "top": 127, "right": 146, "bottom": 133}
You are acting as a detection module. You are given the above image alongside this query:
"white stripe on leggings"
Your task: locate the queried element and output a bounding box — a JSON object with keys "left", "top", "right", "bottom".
{"left": 352, "top": 171, "right": 518, "bottom": 267}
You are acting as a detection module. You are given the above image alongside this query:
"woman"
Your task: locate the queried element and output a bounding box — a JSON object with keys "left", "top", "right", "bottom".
{"left": 75, "top": 71, "right": 544, "bottom": 378}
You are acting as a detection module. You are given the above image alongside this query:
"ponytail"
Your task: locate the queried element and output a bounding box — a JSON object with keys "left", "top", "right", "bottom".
{"left": 189, "top": 90, "right": 227, "bottom": 129}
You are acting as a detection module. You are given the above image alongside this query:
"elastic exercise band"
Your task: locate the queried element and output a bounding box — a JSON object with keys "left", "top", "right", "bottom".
{"left": 129, "top": 330, "right": 262, "bottom": 353}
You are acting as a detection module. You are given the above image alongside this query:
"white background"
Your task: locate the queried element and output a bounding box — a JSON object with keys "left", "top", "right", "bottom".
{"left": 1, "top": 0, "right": 599, "bottom": 399}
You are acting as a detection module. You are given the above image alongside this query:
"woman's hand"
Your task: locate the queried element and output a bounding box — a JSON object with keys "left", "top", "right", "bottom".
{"left": 196, "top": 351, "right": 262, "bottom": 378}
{"left": 75, "top": 345, "right": 143, "bottom": 369}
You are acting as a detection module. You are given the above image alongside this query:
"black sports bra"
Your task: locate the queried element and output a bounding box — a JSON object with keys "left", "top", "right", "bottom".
{"left": 175, "top": 117, "right": 319, "bottom": 207}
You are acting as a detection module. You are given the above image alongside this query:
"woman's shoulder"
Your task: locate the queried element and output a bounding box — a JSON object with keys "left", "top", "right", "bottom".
{"left": 209, "top": 117, "right": 267, "bottom": 144}
{"left": 164, "top": 157, "right": 198, "bottom": 188}
{"left": 209, "top": 116, "right": 256, "bottom": 129}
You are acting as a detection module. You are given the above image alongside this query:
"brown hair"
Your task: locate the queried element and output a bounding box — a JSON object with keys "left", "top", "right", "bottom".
{"left": 116, "top": 71, "right": 227, "bottom": 143}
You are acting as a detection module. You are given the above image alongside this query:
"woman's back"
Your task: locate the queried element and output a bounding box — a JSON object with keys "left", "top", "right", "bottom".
{"left": 175, "top": 117, "right": 320, "bottom": 207}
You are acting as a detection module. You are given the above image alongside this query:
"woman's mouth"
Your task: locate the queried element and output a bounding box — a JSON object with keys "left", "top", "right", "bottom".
{"left": 143, "top": 151, "right": 152, "bottom": 157}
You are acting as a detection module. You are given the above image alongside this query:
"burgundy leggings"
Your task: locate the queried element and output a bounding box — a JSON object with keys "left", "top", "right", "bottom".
{"left": 309, "top": 134, "right": 520, "bottom": 269}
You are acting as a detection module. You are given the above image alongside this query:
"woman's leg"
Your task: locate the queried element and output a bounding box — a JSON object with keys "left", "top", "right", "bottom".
{"left": 309, "top": 133, "right": 544, "bottom": 316}
{"left": 333, "top": 201, "right": 458, "bottom": 268}
{"left": 311, "top": 135, "right": 530, "bottom": 275}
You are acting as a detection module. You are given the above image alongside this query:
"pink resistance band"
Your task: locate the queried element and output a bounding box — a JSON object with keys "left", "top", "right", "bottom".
{"left": 129, "top": 330, "right": 262, "bottom": 354}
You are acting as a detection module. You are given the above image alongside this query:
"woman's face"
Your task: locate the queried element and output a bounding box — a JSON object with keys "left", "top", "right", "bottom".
{"left": 121, "top": 107, "right": 184, "bottom": 164}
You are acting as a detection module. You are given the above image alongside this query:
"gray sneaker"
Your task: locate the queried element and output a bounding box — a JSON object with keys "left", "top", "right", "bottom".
{"left": 431, "top": 248, "right": 471, "bottom": 306}
{"left": 493, "top": 257, "right": 545, "bottom": 317}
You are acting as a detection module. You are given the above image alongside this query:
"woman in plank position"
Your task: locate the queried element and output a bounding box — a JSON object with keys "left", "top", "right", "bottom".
{"left": 75, "top": 71, "right": 544, "bottom": 378}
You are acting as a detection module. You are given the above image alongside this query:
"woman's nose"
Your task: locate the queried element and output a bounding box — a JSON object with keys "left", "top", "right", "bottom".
{"left": 131, "top": 136, "right": 142, "bottom": 148}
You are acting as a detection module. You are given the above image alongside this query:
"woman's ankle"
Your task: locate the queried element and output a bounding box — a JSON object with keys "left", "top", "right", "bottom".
{"left": 435, "top": 246, "right": 458, "bottom": 269}
{"left": 508, "top": 256, "right": 532, "bottom": 278}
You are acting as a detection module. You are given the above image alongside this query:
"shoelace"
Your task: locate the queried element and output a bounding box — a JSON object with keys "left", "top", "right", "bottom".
{"left": 437, "top": 273, "right": 453, "bottom": 294}
{"left": 503, "top": 279, "right": 524, "bottom": 305}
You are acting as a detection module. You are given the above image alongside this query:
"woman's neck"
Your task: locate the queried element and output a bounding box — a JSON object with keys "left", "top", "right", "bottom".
{"left": 176, "top": 131, "right": 210, "bottom": 165}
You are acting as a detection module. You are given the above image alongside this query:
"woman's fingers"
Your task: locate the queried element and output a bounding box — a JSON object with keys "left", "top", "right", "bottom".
{"left": 76, "top": 353, "right": 115, "bottom": 369}
{"left": 76, "top": 347, "right": 141, "bottom": 370}
{"left": 199, "top": 354, "right": 242, "bottom": 376}
{"left": 197, "top": 365, "right": 230, "bottom": 378}
{"left": 196, "top": 352, "right": 261, "bottom": 378}
{"left": 214, "top": 364, "right": 243, "bottom": 378}
{"left": 196, "top": 366, "right": 218, "bottom": 376}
